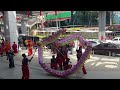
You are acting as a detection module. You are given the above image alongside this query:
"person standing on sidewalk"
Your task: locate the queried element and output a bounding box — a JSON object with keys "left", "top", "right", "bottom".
{"left": 22, "top": 53, "right": 33, "bottom": 79}
{"left": 4, "top": 40, "right": 11, "bottom": 60}
{"left": 12, "top": 42, "right": 18, "bottom": 54}
{"left": 8, "top": 50, "right": 15, "bottom": 68}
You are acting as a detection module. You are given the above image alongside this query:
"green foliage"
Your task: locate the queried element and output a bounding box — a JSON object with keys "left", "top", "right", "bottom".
{"left": 48, "top": 11, "right": 111, "bottom": 27}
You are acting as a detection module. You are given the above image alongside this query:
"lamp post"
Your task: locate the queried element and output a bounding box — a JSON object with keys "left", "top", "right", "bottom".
{"left": 55, "top": 11, "right": 58, "bottom": 30}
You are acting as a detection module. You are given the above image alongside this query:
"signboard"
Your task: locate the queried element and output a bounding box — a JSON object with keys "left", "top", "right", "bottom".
{"left": 44, "top": 11, "right": 71, "bottom": 21}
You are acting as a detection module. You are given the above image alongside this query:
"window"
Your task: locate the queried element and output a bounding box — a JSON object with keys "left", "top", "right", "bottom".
{"left": 108, "top": 44, "right": 116, "bottom": 48}
{"left": 113, "top": 39, "right": 118, "bottom": 41}
{"left": 97, "top": 44, "right": 103, "bottom": 48}
{"left": 104, "top": 44, "right": 108, "bottom": 47}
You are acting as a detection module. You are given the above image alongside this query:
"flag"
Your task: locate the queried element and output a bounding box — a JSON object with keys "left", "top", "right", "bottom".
{"left": 40, "top": 11, "right": 42, "bottom": 16}
{"left": 55, "top": 11, "right": 57, "bottom": 15}
{"left": 27, "top": 11, "right": 30, "bottom": 18}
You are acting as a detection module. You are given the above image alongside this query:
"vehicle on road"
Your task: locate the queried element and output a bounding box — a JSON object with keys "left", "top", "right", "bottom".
{"left": 88, "top": 40, "right": 100, "bottom": 47}
{"left": 106, "top": 37, "right": 120, "bottom": 45}
{"left": 92, "top": 43, "right": 120, "bottom": 56}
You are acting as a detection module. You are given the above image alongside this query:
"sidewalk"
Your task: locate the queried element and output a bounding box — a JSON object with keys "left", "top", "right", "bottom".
{"left": 0, "top": 50, "right": 60, "bottom": 79}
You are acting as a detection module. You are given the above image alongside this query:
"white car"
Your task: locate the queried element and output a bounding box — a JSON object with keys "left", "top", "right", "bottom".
{"left": 88, "top": 40, "right": 100, "bottom": 47}
{"left": 106, "top": 37, "right": 120, "bottom": 45}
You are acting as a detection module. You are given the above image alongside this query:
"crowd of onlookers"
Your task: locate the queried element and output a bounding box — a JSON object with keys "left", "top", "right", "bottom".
{"left": 0, "top": 39, "right": 18, "bottom": 68}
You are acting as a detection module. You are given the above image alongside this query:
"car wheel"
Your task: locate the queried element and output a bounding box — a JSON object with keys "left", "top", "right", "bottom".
{"left": 111, "top": 52, "right": 116, "bottom": 57}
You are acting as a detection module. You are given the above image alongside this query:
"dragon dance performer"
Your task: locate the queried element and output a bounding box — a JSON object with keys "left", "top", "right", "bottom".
{"left": 12, "top": 42, "right": 18, "bottom": 54}
{"left": 76, "top": 46, "right": 87, "bottom": 74}
{"left": 21, "top": 47, "right": 36, "bottom": 79}
{"left": 22, "top": 53, "right": 33, "bottom": 79}
{"left": 0, "top": 39, "right": 5, "bottom": 57}
{"left": 4, "top": 40, "right": 11, "bottom": 60}
{"left": 25, "top": 39, "right": 34, "bottom": 56}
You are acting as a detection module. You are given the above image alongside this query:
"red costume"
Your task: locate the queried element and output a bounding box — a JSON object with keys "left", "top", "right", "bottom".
{"left": 57, "top": 56, "right": 63, "bottom": 70}
{"left": 82, "top": 65, "right": 87, "bottom": 74}
{"left": 26, "top": 40, "right": 33, "bottom": 56}
{"left": 63, "top": 58, "right": 72, "bottom": 70}
{"left": 12, "top": 42, "right": 18, "bottom": 54}
{"left": 76, "top": 50, "right": 87, "bottom": 74}
{"left": 64, "top": 65, "right": 72, "bottom": 70}
{"left": 22, "top": 65, "right": 29, "bottom": 79}
{"left": 0, "top": 47, "right": 3, "bottom": 56}
{"left": 5, "top": 41, "right": 11, "bottom": 52}
{"left": 51, "top": 56, "right": 58, "bottom": 70}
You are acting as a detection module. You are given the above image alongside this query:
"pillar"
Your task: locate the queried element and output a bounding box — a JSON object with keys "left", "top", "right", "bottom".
{"left": 21, "top": 19, "right": 27, "bottom": 34}
{"left": 98, "top": 11, "right": 106, "bottom": 42}
{"left": 3, "top": 11, "right": 18, "bottom": 47}
{"left": 110, "top": 11, "right": 113, "bottom": 25}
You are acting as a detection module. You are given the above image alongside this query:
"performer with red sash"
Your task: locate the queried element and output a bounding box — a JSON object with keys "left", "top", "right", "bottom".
{"left": 12, "top": 42, "right": 18, "bottom": 54}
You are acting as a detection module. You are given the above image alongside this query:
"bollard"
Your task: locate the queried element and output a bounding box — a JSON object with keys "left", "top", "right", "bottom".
{"left": 109, "top": 51, "right": 111, "bottom": 56}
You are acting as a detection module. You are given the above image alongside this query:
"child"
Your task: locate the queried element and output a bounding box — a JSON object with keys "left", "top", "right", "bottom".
{"left": 8, "top": 50, "right": 15, "bottom": 68}
{"left": 22, "top": 53, "right": 33, "bottom": 79}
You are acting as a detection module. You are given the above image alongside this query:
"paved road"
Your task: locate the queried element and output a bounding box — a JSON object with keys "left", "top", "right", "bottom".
{"left": 1, "top": 48, "right": 120, "bottom": 79}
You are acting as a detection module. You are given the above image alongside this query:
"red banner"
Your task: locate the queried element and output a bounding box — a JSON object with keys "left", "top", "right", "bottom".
{"left": 55, "top": 11, "right": 57, "bottom": 15}
{"left": 27, "top": 11, "right": 30, "bottom": 18}
{"left": 40, "top": 11, "right": 42, "bottom": 16}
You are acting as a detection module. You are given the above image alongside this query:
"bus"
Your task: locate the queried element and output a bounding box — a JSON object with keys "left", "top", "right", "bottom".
{"left": 19, "top": 34, "right": 39, "bottom": 43}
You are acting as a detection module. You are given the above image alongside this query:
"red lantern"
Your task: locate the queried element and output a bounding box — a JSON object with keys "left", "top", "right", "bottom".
{"left": 55, "top": 11, "right": 57, "bottom": 15}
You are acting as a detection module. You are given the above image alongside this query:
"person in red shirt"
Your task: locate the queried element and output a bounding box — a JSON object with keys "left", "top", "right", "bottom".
{"left": 12, "top": 42, "right": 18, "bottom": 54}
{"left": 63, "top": 58, "right": 72, "bottom": 70}
{"left": 26, "top": 40, "right": 33, "bottom": 56}
{"left": 22, "top": 53, "right": 33, "bottom": 79}
{"left": 4, "top": 40, "right": 11, "bottom": 60}
{"left": 0, "top": 46, "right": 3, "bottom": 57}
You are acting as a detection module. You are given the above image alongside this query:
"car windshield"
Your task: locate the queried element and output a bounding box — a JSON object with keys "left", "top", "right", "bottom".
{"left": 113, "top": 39, "right": 118, "bottom": 41}
{"left": 90, "top": 41, "right": 97, "bottom": 44}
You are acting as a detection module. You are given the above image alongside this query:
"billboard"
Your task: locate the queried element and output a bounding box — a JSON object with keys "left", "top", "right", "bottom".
{"left": 44, "top": 11, "right": 71, "bottom": 21}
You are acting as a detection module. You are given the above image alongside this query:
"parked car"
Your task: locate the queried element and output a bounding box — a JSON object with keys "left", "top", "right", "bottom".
{"left": 89, "top": 40, "right": 100, "bottom": 47}
{"left": 106, "top": 37, "right": 120, "bottom": 45}
{"left": 92, "top": 43, "right": 120, "bottom": 56}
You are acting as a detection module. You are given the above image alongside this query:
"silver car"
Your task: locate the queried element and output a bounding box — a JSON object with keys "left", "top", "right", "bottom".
{"left": 89, "top": 40, "right": 100, "bottom": 47}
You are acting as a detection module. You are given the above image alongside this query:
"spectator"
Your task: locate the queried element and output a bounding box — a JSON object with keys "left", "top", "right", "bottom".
{"left": 12, "top": 42, "right": 18, "bottom": 54}
{"left": 8, "top": 50, "right": 15, "bottom": 68}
